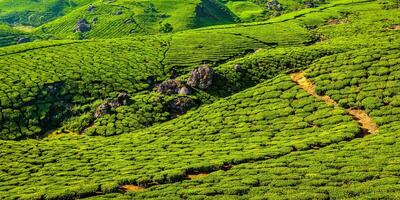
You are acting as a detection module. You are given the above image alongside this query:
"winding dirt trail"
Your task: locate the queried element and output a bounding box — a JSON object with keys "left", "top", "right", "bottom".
{"left": 290, "top": 71, "right": 378, "bottom": 135}
{"left": 120, "top": 185, "right": 145, "bottom": 192}
{"left": 186, "top": 173, "right": 209, "bottom": 180}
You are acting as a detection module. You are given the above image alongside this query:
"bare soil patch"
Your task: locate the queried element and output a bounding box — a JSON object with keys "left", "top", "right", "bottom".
{"left": 387, "top": 25, "right": 400, "bottom": 30}
{"left": 290, "top": 71, "right": 338, "bottom": 108}
{"left": 186, "top": 173, "right": 209, "bottom": 180}
{"left": 120, "top": 185, "right": 145, "bottom": 192}
{"left": 347, "top": 108, "right": 379, "bottom": 134}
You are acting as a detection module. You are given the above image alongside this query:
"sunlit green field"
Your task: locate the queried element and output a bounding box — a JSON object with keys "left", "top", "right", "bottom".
{"left": 0, "top": 0, "right": 399, "bottom": 199}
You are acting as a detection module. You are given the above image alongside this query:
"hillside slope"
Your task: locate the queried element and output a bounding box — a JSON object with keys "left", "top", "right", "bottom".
{"left": 35, "top": 0, "right": 334, "bottom": 39}
{"left": 0, "top": 0, "right": 95, "bottom": 26}
{"left": 0, "top": 42, "right": 399, "bottom": 199}
{"left": 0, "top": 24, "right": 33, "bottom": 47}
{"left": 0, "top": 0, "right": 329, "bottom": 140}
{"left": 0, "top": 0, "right": 399, "bottom": 199}
{"left": 36, "top": 0, "right": 239, "bottom": 39}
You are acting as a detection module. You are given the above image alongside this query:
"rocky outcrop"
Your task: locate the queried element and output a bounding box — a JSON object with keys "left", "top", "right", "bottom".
{"left": 94, "top": 92, "right": 130, "bottom": 118}
{"left": 267, "top": 0, "right": 282, "bottom": 11}
{"left": 73, "top": 19, "right": 91, "bottom": 33}
{"left": 156, "top": 79, "right": 187, "bottom": 95}
{"left": 109, "top": 92, "right": 130, "bottom": 108}
{"left": 168, "top": 97, "right": 197, "bottom": 116}
{"left": 187, "top": 65, "right": 215, "bottom": 90}
{"left": 234, "top": 64, "right": 242, "bottom": 72}
{"left": 17, "top": 37, "right": 30, "bottom": 44}
{"left": 87, "top": 5, "right": 96, "bottom": 12}
{"left": 179, "top": 86, "right": 190, "bottom": 95}
{"left": 95, "top": 102, "right": 111, "bottom": 118}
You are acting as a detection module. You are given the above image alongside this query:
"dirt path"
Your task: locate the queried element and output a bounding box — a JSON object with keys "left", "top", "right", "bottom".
{"left": 290, "top": 71, "right": 378, "bottom": 135}
{"left": 290, "top": 72, "right": 338, "bottom": 108}
{"left": 186, "top": 173, "right": 209, "bottom": 180}
{"left": 347, "top": 108, "right": 379, "bottom": 134}
{"left": 120, "top": 184, "right": 145, "bottom": 192}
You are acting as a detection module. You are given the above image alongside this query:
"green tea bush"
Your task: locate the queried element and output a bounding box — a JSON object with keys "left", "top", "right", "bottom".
{"left": 0, "top": 74, "right": 361, "bottom": 199}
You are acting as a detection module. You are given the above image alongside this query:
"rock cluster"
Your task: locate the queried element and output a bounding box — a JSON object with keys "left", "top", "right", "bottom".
{"left": 156, "top": 79, "right": 190, "bottom": 95}
{"left": 168, "top": 97, "right": 197, "bottom": 116}
{"left": 187, "top": 65, "right": 215, "bottom": 90}
{"left": 95, "top": 92, "right": 130, "bottom": 118}
{"left": 267, "top": 0, "right": 282, "bottom": 11}
{"left": 234, "top": 64, "right": 242, "bottom": 72}
{"left": 17, "top": 37, "right": 30, "bottom": 44}
{"left": 73, "top": 19, "right": 91, "bottom": 33}
{"left": 87, "top": 5, "right": 96, "bottom": 12}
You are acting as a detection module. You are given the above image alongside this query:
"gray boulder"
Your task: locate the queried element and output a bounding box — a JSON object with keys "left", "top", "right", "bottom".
{"left": 179, "top": 86, "right": 190, "bottom": 95}
{"left": 168, "top": 97, "right": 197, "bottom": 116}
{"left": 95, "top": 102, "right": 111, "bottom": 118}
{"left": 17, "top": 37, "right": 30, "bottom": 44}
{"left": 156, "top": 79, "right": 183, "bottom": 95}
{"left": 87, "top": 5, "right": 96, "bottom": 12}
{"left": 94, "top": 92, "right": 130, "bottom": 118}
{"left": 187, "top": 65, "right": 215, "bottom": 89}
{"left": 73, "top": 19, "right": 91, "bottom": 33}
{"left": 234, "top": 64, "right": 242, "bottom": 72}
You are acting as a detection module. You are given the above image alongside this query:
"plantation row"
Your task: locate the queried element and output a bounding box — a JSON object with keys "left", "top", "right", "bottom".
{"left": 116, "top": 129, "right": 400, "bottom": 200}
{"left": 0, "top": 0, "right": 96, "bottom": 26}
{"left": 107, "top": 44, "right": 400, "bottom": 200}
{"left": 0, "top": 36, "right": 169, "bottom": 139}
{"left": 0, "top": 0, "right": 395, "bottom": 140}
{"left": 0, "top": 2, "right": 327, "bottom": 140}
{"left": 38, "top": 0, "right": 202, "bottom": 39}
{"left": 0, "top": 25, "right": 32, "bottom": 47}
{"left": 211, "top": 0, "right": 400, "bottom": 97}
{"left": 307, "top": 45, "right": 400, "bottom": 132}
{"left": 0, "top": 74, "right": 362, "bottom": 199}
{"left": 164, "top": 20, "right": 313, "bottom": 71}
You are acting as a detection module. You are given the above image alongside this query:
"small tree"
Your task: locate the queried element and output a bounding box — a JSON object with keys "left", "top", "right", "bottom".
{"left": 160, "top": 23, "right": 173, "bottom": 33}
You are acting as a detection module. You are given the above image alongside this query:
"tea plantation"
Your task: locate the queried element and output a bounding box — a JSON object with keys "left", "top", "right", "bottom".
{"left": 0, "top": 0, "right": 95, "bottom": 26}
{"left": 0, "top": 0, "right": 399, "bottom": 199}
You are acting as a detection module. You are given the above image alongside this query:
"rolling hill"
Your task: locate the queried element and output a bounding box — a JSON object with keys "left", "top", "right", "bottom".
{"left": 0, "top": 0, "right": 95, "bottom": 26}
{"left": 0, "top": 0, "right": 399, "bottom": 199}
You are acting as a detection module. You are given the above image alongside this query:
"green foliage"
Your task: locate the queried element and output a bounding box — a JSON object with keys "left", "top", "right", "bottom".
{"left": 0, "top": 0, "right": 96, "bottom": 26}
{"left": 0, "top": 75, "right": 361, "bottom": 199}
{"left": 160, "top": 23, "right": 174, "bottom": 33}
{"left": 0, "top": 0, "right": 399, "bottom": 199}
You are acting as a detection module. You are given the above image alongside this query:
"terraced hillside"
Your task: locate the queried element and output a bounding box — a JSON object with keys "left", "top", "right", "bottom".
{"left": 0, "top": 24, "right": 34, "bottom": 47}
{"left": 0, "top": 0, "right": 399, "bottom": 199}
{"left": 37, "top": 0, "right": 237, "bottom": 39}
{"left": 1, "top": 1, "right": 331, "bottom": 140}
{"left": 0, "top": 0, "right": 95, "bottom": 26}
{"left": 36, "top": 0, "right": 332, "bottom": 39}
